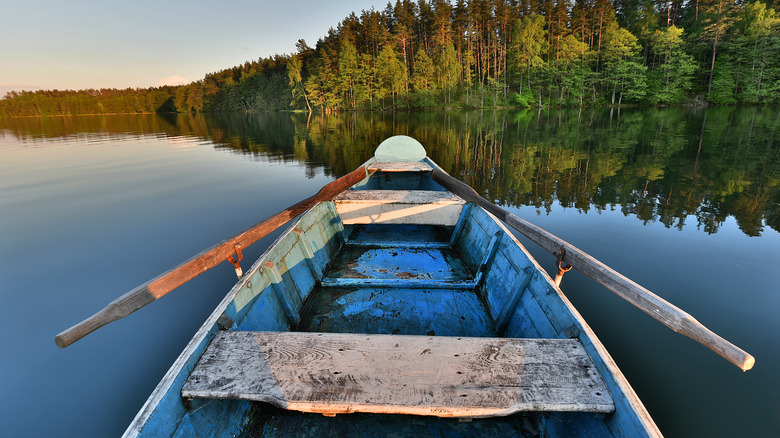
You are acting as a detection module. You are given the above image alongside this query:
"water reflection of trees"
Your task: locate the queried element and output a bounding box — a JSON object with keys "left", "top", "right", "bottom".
{"left": 292, "top": 107, "right": 777, "bottom": 237}
{"left": 1, "top": 107, "right": 775, "bottom": 236}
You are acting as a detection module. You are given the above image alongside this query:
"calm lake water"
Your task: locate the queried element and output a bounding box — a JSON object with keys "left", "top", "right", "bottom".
{"left": 1, "top": 108, "right": 777, "bottom": 437}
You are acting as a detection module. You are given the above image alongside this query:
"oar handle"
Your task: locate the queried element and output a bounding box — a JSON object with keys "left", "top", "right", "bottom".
{"left": 55, "top": 166, "right": 369, "bottom": 348}
{"left": 431, "top": 166, "right": 754, "bottom": 371}
{"left": 55, "top": 285, "right": 156, "bottom": 348}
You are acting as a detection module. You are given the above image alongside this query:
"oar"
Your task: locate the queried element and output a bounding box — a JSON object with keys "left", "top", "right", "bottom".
{"left": 55, "top": 166, "right": 370, "bottom": 348}
{"left": 431, "top": 165, "right": 755, "bottom": 371}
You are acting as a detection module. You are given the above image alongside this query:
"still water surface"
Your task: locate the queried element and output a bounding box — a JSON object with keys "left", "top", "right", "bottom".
{"left": 0, "top": 108, "right": 777, "bottom": 437}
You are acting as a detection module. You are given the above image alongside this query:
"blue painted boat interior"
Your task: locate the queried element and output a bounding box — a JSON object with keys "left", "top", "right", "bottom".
{"left": 135, "top": 168, "right": 651, "bottom": 437}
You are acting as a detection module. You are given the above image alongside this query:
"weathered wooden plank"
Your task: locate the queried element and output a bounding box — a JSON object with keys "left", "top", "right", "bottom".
{"left": 293, "top": 227, "right": 323, "bottom": 284}
{"left": 345, "top": 241, "right": 451, "bottom": 249}
{"left": 494, "top": 268, "right": 534, "bottom": 335}
{"left": 453, "top": 213, "right": 492, "bottom": 273}
{"left": 449, "top": 203, "right": 473, "bottom": 246}
{"left": 334, "top": 190, "right": 461, "bottom": 203}
{"left": 473, "top": 231, "right": 502, "bottom": 290}
{"left": 322, "top": 201, "right": 347, "bottom": 245}
{"left": 320, "top": 278, "right": 476, "bottom": 289}
{"left": 334, "top": 190, "right": 464, "bottom": 226}
{"left": 368, "top": 161, "right": 433, "bottom": 172}
{"left": 262, "top": 261, "right": 300, "bottom": 326}
{"left": 325, "top": 246, "right": 472, "bottom": 283}
{"left": 345, "top": 224, "right": 452, "bottom": 247}
{"left": 515, "top": 284, "right": 559, "bottom": 338}
{"left": 183, "top": 331, "right": 614, "bottom": 417}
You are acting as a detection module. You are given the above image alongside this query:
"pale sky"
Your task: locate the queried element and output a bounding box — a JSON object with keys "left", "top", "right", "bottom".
{"left": 0, "top": 0, "right": 387, "bottom": 94}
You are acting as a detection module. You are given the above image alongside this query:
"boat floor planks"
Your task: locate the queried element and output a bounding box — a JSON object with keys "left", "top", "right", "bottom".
{"left": 298, "top": 287, "right": 496, "bottom": 336}
{"left": 182, "top": 331, "right": 614, "bottom": 417}
{"left": 324, "top": 246, "right": 472, "bottom": 283}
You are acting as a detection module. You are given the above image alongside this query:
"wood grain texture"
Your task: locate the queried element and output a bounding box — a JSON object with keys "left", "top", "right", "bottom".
{"left": 431, "top": 165, "right": 754, "bottom": 371}
{"left": 55, "top": 166, "right": 368, "bottom": 348}
{"left": 334, "top": 190, "right": 464, "bottom": 226}
{"left": 182, "top": 331, "right": 614, "bottom": 417}
{"left": 368, "top": 161, "right": 433, "bottom": 172}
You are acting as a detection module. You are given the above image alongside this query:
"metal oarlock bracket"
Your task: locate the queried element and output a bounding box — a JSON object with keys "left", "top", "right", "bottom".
{"left": 554, "top": 248, "right": 573, "bottom": 287}
{"left": 227, "top": 244, "right": 244, "bottom": 278}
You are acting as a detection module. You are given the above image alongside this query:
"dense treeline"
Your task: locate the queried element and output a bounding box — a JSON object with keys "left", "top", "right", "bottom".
{"left": 290, "top": 0, "right": 779, "bottom": 109}
{"left": 0, "top": 88, "right": 178, "bottom": 117}
{"left": 2, "top": 0, "right": 778, "bottom": 117}
{"left": 0, "top": 57, "right": 291, "bottom": 117}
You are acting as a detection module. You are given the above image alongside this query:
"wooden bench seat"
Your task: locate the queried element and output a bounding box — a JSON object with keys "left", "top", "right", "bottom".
{"left": 182, "top": 331, "right": 614, "bottom": 418}
{"left": 333, "top": 190, "right": 465, "bottom": 226}
{"left": 367, "top": 161, "right": 433, "bottom": 172}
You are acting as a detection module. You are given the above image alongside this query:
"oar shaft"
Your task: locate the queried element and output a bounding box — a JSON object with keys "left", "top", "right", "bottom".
{"left": 432, "top": 167, "right": 754, "bottom": 371}
{"left": 55, "top": 166, "right": 369, "bottom": 348}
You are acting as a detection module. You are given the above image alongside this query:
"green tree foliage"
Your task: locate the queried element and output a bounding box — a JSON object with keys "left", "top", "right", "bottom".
{"left": 0, "top": 88, "right": 176, "bottom": 117}
{"left": 338, "top": 38, "right": 361, "bottom": 109}
{"left": 412, "top": 48, "right": 435, "bottom": 91}
{"left": 376, "top": 45, "right": 407, "bottom": 108}
{"left": 699, "top": 0, "right": 740, "bottom": 96}
{"left": 287, "top": 55, "right": 311, "bottom": 111}
{"left": 648, "top": 25, "right": 698, "bottom": 103}
{"left": 601, "top": 19, "right": 648, "bottom": 104}
{"left": 2, "top": 0, "right": 778, "bottom": 117}
{"left": 734, "top": 2, "right": 780, "bottom": 102}
{"left": 437, "top": 42, "right": 460, "bottom": 103}
{"left": 510, "top": 14, "right": 548, "bottom": 98}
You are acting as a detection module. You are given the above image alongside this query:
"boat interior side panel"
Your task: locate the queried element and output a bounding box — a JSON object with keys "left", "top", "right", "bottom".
{"left": 459, "top": 205, "right": 656, "bottom": 437}
{"left": 133, "top": 324, "right": 218, "bottom": 436}
{"left": 247, "top": 406, "right": 535, "bottom": 437}
{"left": 225, "top": 202, "right": 344, "bottom": 330}
{"left": 172, "top": 399, "right": 252, "bottom": 438}
{"left": 538, "top": 412, "right": 615, "bottom": 437}
{"left": 452, "top": 205, "right": 563, "bottom": 339}
{"left": 159, "top": 203, "right": 345, "bottom": 437}
{"left": 450, "top": 208, "right": 493, "bottom": 274}
{"left": 468, "top": 208, "right": 658, "bottom": 437}
{"left": 506, "top": 286, "right": 559, "bottom": 338}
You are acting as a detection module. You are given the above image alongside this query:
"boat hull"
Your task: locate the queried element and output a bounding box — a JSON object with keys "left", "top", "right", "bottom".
{"left": 125, "top": 141, "right": 659, "bottom": 437}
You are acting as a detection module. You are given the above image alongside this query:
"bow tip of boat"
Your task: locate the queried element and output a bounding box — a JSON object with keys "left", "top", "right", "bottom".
{"left": 375, "top": 135, "right": 427, "bottom": 162}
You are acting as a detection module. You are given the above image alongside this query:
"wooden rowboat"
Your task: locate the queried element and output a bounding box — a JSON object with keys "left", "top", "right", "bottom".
{"left": 122, "top": 135, "right": 658, "bottom": 437}
{"left": 57, "top": 135, "right": 752, "bottom": 437}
